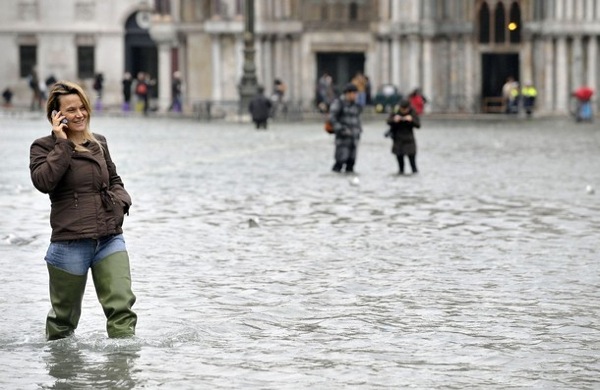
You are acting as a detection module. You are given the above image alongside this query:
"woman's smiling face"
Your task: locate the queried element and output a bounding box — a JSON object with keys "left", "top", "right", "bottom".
{"left": 58, "top": 94, "right": 88, "bottom": 134}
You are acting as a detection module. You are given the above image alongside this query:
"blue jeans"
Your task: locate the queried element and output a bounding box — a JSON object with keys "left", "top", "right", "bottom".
{"left": 45, "top": 234, "right": 127, "bottom": 275}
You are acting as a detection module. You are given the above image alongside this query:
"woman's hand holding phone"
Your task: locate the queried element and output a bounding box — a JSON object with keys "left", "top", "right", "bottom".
{"left": 51, "top": 110, "right": 68, "bottom": 139}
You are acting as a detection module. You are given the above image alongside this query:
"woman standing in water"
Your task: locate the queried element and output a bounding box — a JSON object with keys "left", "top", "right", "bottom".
{"left": 386, "top": 99, "right": 421, "bottom": 175}
{"left": 29, "top": 81, "right": 137, "bottom": 340}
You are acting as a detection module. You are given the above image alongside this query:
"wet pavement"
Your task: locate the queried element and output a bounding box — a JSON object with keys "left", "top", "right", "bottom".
{"left": 1, "top": 114, "right": 599, "bottom": 389}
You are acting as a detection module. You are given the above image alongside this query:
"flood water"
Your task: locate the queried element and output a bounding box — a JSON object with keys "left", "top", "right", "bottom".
{"left": 1, "top": 114, "right": 599, "bottom": 389}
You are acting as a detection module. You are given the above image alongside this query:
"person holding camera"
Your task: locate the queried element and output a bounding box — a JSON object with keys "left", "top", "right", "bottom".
{"left": 386, "top": 99, "right": 421, "bottom": 175}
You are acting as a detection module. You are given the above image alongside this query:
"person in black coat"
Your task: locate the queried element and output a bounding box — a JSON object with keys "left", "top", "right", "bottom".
{"left": 248, "top": 86, "right": 272, "bottom": 130}
{"left": 386, "top": 99, "right": 421, "bottom": 175}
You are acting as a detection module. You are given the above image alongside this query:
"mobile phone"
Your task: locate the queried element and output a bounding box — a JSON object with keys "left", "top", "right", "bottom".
{"left": 51, "top": 110, "right": 68, "bottom": 124}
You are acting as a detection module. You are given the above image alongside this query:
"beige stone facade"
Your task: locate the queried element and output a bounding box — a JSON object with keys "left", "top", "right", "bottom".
{"left": 1, "top": 0, "right": 598, "bottom": 114}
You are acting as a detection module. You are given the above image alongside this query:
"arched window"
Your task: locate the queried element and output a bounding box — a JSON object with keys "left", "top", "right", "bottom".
{"left": 509, "top": 2, "right": 521, "bottom": 43}
{"left": 478, "top": 2, "right": 490, "bottom": 44}
{"left": 494, "top": 3, "right": 506, "bottom": 43}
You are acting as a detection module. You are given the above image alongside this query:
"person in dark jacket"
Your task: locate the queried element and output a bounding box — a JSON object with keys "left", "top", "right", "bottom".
{"left": 93, "top": 73, "right": 104, "bottom": 111}
{"left": 122, "top": 72, "right": 133, "bottom": 111}
{"left": 330, "top": 83, "right": 363, "bottom": 173}
{"left": 248, "top": 86, "right": 272, "bottom": 130}
{"left": 30, "top": 81, "right": 137, "bottom": 341}
{"left": 386, "top": 99, "right": 421, "bottom": 175}
{"left": 169, "top": 71, "right": 183, "bottom": 113}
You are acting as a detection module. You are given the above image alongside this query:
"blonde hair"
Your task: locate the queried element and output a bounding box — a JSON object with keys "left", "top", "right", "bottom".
{"left": 46, "top": 81, "right": 102, "bottom": 153}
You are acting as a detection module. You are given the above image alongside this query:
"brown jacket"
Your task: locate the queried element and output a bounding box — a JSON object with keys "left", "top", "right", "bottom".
{"left": 30, "top": 133, "right": 131, "bottom": 242}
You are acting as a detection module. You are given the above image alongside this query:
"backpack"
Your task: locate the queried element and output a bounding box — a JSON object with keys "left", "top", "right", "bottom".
{"left": 136, "top": 82, "right": 147, "bottom": 95}
{"left": 324, "top": 119, "right": 334, "bottom": 134}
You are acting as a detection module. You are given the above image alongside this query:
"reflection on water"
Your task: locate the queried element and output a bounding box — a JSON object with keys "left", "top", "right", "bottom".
{"left": 0, "top": 116, "right": 599, "bottom": 389}
{"left": 43, "top": 339, "right": 140, "bottom": 390}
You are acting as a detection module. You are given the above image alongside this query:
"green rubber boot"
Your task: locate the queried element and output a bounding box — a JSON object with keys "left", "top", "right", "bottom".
{"left": 46, "top": 264, "right": 88, "bottom": 341}
{"left": 91, "top": 251, "right": 137, "bottom": 338}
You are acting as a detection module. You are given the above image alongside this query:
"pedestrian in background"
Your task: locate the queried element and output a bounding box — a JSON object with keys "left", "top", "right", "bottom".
{"left": 169, "top": 71, "right": 182, "bottom": 113}
{"left": 351, "top": 71, "right": 368, "bottom": 107}
{"left": 93, "top": 72, "right": 104, "bottom": 111}
{"left": 572, "top": 86, "right": 594, "bottom": 122}
{"left": 29, "top": 80, "right": 137, "bottom": 340}
{"left": 316, "top": 72, "right": 335, "bottom": 113}
{"left": 28, "top": 66, "right": 42, "bottom": 111}
{"left": 2, "top": 87, "right": 13, "bottom": 107}
{"left": 248, "top": 85, "right": 272, "bottom": 130}
{"left": 386, "top": 99, "right": 421, "bottom": 175}
{"left": 521, "top": 82, "right": 537, "bottom": 118}
{"left": 271, "top": 78, "right": 287, "bottom": 118}
{"left": 408, "top": 88, "right": 427, "bottom": 115}
{"left": 45, "top": 75, "right": 57, "bottom": 90}
{"left": 330, "top": 83, "right": 363, "bottom": 173}
{"left": 502, "top": 76, "right": 520, "bottom": 114}
{"left": 134, "top": 72, "right": 149, "bottom": 114}
{"left": 122, "top": 72, "right": 133, "bottom": 111}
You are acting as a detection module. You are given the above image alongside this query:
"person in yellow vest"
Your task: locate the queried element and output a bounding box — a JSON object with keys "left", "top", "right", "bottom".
{"left": 522, "top": 82, "right": 538, "bottom": 118}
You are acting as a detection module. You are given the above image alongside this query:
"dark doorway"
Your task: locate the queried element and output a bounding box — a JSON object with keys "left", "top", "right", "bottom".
{"left": 125, "top": 12, "right": 158, "bottom": 97}
{"left": 316, "top": 52, "right": 365, "bottom": 97}
{"left": 481, "top": 53, "right": 519, "bottom": 112}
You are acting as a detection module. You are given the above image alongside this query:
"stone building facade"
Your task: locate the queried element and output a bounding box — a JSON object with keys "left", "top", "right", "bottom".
{"left": 0, "top": 0, "right": 598, "bottom": 115}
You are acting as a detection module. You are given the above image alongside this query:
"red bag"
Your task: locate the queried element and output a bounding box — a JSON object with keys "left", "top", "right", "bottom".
{"left": 136, "top": 83, "right": 147, "bottom": 95}
{"left": 324, "top": 119, "right": 334, "bottom": 134}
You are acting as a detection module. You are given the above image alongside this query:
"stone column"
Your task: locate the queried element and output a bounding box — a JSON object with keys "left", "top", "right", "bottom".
{"left": 408, "top": 35, "right": 420, "bottom": 91}
{"left": 572, "top": 36, "right": 584, "bottom": 88}
{"left": 574, "top": 0, "right": 584, "bottom": 20}
{"left": 556, "top": 36, "right": 568, "bottom": 112}
{"left": 379, "top": 0, "right": 390, "bottom": 22}
{"left": 410, "top": 0, "right": 419, "bottom": 21}
{"left": 521, "top": 40, "right": 533, "bottom": 85}
{"left": 277, "top": 36, "right": 289, "bottom": 97}
{"left": 585, "top": 0, "right": 595, "bottom": 20}
{"left": 149, "top": 19, "right": 177, "bottom": 112}
{"left": 236, "top": 35, "right": 244, "bottom": 82}
{"left": 274, "top": 37, "right": 284, "bottom": 83}
{"left": 211, "top": 34, "right": 222, "bottom": 100}
{"left": 391, "top": 36, "right": 401, "bottom": 87}
{"left": 156, "top": 43, "right": 171, "bottom": 111}
{"left": 239, "top": 0, "right": 258, "bottom": 109}
{"left": 378, "top": 38, "right": 391, "bottom": 88}
{"left": 273, "top": 0, "right": 282, "bottom": 19}
{"left": 544, "top": 37, "right": 555, "bottom": 111}
{"left": 586, "top": 36, "right": 597, "bottom": 89}
{"left": 422, "top": 0, "right": 434, "bottom": 19}
{"left": 291, "top": 36, "right": 301, "bottom": 102}
{"left": 555, "top": 0, "right": 564, "bottom": 20}
{"left": 565, "top": 0, "right": 574, "bottom": 19}
{"left": 449, "top": 39, "right": 458, "bottom": 110}
{"left": 255, "top": 0, "right": 262, "bottom": 20}
{"left": 263, "top": 37, "right": 273, "bottom": 91}
{"left": 399, "top": 37, "right": 408, "bottom": 91}
{"left": 391, "top": 1, "right": 400, "bottom": 22}
{"left": 422, "top": 38, "right": 433, "bottom": 111}
{"left": 254, "top": 36, "right": 263, "bottom": 86}
{"left": 464, "top": 38, "right": 474, "bottom": 112}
